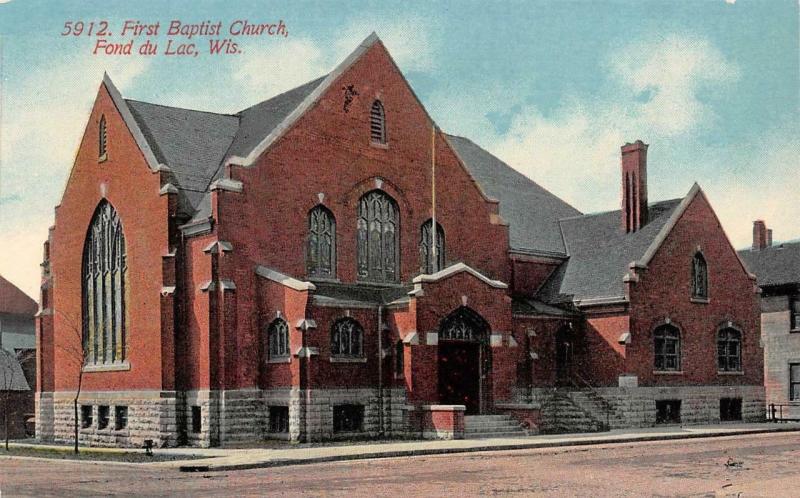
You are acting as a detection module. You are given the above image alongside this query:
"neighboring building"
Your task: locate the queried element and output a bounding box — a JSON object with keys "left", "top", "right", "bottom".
{"left": 739, "top": 222, "right": 800, "bottom": 420}
{"left": 37, "top": 34, "right": 764, "bottom": 448}
{"left": 0, "top": 275, "right": 37, "bottom": 439}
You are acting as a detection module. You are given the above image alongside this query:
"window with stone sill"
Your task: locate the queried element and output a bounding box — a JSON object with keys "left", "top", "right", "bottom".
{"left": 369, "top": 100, "right": 387, "bottom": 145}
{"left": 790, "top": 363, "right": 800, "bottom": 402}
{"left": 115, "top": 406, "right": 128, "bottom": 430}
{"left": 267, "top": 318, "right": 290, "bottom": 360}
{"left": 420, "top": 219, "right": 445, "bottom": 274}
{"left": 81, "top": 405, "right": 93, "bottom": 429}
{"left": 717, "top": 327, "right": 742, "bottom": 372}
{"left": 653, "top": 324, "right": 681, "bottom": 371}
{"left": 357, "top": 190, "right": 399, "bottom": 284}
{"left": 307, "top": 205, "right": 336, "bottom": 279}
{"left": 791, "top": 295, "right": 800, "bottom": 332}
{"left": 331, "top": 317, "right": 364, "bottom": 358}
{"left": 333, "top": 404, "right": 364, "bottom": 433}
{"left": 97, "top": 405, "right": 110, "bottom": 430}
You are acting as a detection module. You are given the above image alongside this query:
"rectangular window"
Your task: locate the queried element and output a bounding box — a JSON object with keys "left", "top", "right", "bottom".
{"left": 333, "top": 404, "right": 364, "bottom": 433}
{"left": 268, "top": 406, "right": 289, "bottom": 433}
{"left": 191, "top": 406, "right": 202, "bottom": 434}
{"left": 114, "top": 406, "right": 128, "bottom": 430}
{"left": 791, "top": 363, "right": 800, "bottom": 401}
{"left": 655, "top": 399, "right": 681, "bottom": 424}
{"left": 97, "top": 405, "right": 110, "bottom": 430}
{"left": 81, "top": 405, "right": 93, "bottom": 429}
{"left": 720, "top": 398, "right": 743, "bottom": 421}
{"left": 791, "top": 296, "right": 800, "bottom": 332}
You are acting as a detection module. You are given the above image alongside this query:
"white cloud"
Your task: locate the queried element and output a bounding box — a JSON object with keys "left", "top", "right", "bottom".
{"left": 334, "top": 16, "right": 437, "bottom": 73}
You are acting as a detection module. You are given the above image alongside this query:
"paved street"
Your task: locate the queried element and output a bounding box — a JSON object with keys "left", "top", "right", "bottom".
{"left": 1, "top": 432, "right": 798, "bottom": 497}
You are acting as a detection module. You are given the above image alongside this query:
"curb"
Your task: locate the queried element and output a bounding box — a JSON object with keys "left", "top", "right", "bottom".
{"left": 178, "top": 425, "right": 800, "bottom": 472}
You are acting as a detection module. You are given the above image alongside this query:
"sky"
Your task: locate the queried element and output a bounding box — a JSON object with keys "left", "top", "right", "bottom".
{"left": 0, "top": 0, "right": 797, "bottom": 298}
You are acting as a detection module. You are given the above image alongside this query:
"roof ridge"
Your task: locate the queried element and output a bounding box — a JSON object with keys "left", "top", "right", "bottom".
{"left": 125, "top": 98, "right": 240, "bottom": 118}
{"left": 558, "top": 197, "right": 684, "bottom": 222}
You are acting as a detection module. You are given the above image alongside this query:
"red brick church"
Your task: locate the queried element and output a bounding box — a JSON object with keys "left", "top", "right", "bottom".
{"left": 36, "top": 34, "right": 764, "bottom": 447}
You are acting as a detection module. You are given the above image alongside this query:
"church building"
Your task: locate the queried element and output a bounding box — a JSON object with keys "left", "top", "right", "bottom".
{"left": 36, "top": 34, "right": 764, "bottom": 447}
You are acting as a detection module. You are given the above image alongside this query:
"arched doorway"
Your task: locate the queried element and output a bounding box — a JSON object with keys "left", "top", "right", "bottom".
{"left": 437, "top": 307, "right": 491, "bottom": 414}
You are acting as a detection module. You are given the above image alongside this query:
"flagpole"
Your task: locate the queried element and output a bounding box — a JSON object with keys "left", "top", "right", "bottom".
{"left": 430, "top": 124, "right": 437, "bottom": 272}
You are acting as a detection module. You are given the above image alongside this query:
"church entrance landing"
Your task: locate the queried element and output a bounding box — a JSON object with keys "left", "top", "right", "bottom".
{"left": 437, "top": 307, "right": 491, "bottom": 415}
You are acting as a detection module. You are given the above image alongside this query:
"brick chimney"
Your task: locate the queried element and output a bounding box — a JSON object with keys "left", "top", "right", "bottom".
{"left": 621, "top": 140, "right": 649, "bottom": 233}
{"left": 752, "top": 220, "right": 768, "bottom": 250}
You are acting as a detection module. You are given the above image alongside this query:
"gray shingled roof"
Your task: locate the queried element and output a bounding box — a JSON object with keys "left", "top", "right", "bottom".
{"left": 538, "top": 199, "right": 684, "bottom": 304}
{"left": 446, "top": 135, "right": 581, "bottom": 255}
{"left": 0, "top": 348, "right": 30, "bottom": 391}
{"left": 738, "top": 241, "right": 800, "bottom": 288}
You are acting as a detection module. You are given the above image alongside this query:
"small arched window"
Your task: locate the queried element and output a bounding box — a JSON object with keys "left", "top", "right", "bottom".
{"left": 717, "top": 327, "right": 742, "bottom": 372}
{"left": 82, "top": 201, "right": 127, "bottom": 365}
{"left": 98, "top": 114, "right": 108, "bottom": 160}
{"left": 307, "top": 205, "right": 336, "bottom": 279}
{"left": 331, "top": 318, "right": 364, "bottom": 358}
{"left": 692, "top": 252, "right": 708, "bottom": 299}
{"left": 420, "top": 220, "right": 445, "bottom": 274}
{"left": 357, "top": 190, "right": 399, "bottom": 283}
{"left": 654, "top": 324, "right": 681, "bottom": 371}
{"left": 370, "top": 100, "right": 386, "bottom": 144}
{"left": 267, "top": 318, "right": 290, "bottom": 359}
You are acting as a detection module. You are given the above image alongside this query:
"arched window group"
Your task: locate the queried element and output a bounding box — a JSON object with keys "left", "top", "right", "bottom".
{"left": 267, "top": 318, "right": 290, "bottom": 359}
{"left": 652, "top": 323, "right": 743, "bottom": 373}
{"left": 82, "top": 201, "right": 127, "bottom": 365}
{"left": 331, "top": 318, "right": 364, "bottom": 357}
{"left": 420, "top": 220, "right": 445, "bottom": 274}
{"left": 692, "top": 252, "right": 708, "bottom": 299}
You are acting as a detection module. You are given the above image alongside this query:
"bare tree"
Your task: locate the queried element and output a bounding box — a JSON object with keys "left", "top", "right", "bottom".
{"left": 1, "top": 348, "right": 34, "bottom": 450}
{"left": 52, "top": 310, "right": 89, "bottom": 454}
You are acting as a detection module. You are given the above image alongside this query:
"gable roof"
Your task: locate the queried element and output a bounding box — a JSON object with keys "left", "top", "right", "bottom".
{"left": 738, "top": 240, "right": 800, "bottom": 288}
{"left": 0, "top": 348, "right": 30, "bottom": 391}
{"left": 446, "top": 135, "right": 581, "bottom": 256}
{"left": 0, "top": 275, "right": 37, "bottom": 316}
{"left": 538, "top": 198, "right": 684, "bottom": 304}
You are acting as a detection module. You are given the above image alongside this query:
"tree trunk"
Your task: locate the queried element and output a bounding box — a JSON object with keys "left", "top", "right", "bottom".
{"left": 73, "top": 398, "right": 79, "bottom": 454}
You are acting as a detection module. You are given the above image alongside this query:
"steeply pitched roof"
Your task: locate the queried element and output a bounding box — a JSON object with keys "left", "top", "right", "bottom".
{"left": 445, "top": 135, "right": 581, "bottom": 256}
{"left": 0, "top": 348, "right": 30, "bottom": 391}
{"left": 538, "top": 198, "right": 684, "bottom": 304}
{"left": 738, "top": 241, "right": 800, "bottom": 288}
{"left": 0, "top": 275, "right": 37, "bottom": 316}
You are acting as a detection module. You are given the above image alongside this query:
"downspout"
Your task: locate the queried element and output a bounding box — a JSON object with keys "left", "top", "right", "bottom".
{"left": 377, "top": 305, "right": 384, "bottom": 437}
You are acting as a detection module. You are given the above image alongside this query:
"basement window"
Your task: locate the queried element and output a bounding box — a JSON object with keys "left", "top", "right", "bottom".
{"left": 81, "top": 405, "right": 93, "bottom": 429}
{"left": 720, "top": 398, "right": 742, "bottom": 422}
{"left": 115, "top": 406, "right": 128, "bottom": 430}
{"left": 655, "top": 399, "right": 681, "bottom": 424}
{"left": 268, "top": 406, "right": 289, "bottom": 434}
{"left": 97, "top": 405, "right": 110, "bottom": 430}
{"left": 333, "top": 404, "right": 364, "bottom": 433}
{"left": 191, "top": 406, "right": 202, "bottom": 434}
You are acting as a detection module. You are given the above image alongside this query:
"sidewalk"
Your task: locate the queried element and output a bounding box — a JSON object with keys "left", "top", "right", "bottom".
{"left": 8, "top": 422, "right": 800, "bottom": 472}
{"left": 169, "top": 422, "right": 800, "bottom": 472}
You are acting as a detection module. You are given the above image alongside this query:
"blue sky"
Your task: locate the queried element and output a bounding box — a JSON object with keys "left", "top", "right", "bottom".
{"left": 1, "top": 0, "right": 798, "bottom": 297}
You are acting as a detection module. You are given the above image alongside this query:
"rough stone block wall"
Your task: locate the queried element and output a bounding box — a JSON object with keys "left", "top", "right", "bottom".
{"left": 47, "top": 391, "right": 179, "bottom": 448}
{"left": 300, "top": 388, "right": 406, "bottom": 442}
{"left": 35, "top": 392, "right": 54, "bottom": 442}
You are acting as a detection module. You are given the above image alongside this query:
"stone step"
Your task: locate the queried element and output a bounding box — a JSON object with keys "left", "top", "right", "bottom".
{"left": 466, "top": 431, "right": 528, "bottom": 439}
{"left": 464, "top": 415, "right": 514, "bottom": 422}
{"left": 465, "top": 424, "right": 523, "bottom": 433}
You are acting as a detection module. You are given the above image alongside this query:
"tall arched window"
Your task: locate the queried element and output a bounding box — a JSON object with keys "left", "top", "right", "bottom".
{"left": 307, "top": 205, "right": 336, "bottom": 279}
{"left": 692, "top": 252, "right": 708, "bottom": 299}
{"left": 267, "top": 318, "right": 290, "bottom": 359}
{"left": 82, "top": 201, "right": 127, "bottom": 365}
{"left": 370, "top": 100, "right": 386, "bottom": 144}
{"left": 717, "top": 327, "right": 742, "bottom": 372}
{"left": 357, "top": 190, "right": 399, "bottom": 283}
{"left": 98, "top": 114, "right": 108, "bottom": 160}
{"left": 420, "top": 220, "right": 445, "bottom": 274}
{"left": 654, "top": 324, "right": 681, "bottom": 371}
{"left": 331, "top": 318, "right": 364, "bottom": 358}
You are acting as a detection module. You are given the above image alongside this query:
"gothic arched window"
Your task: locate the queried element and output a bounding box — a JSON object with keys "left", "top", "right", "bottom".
{"left": 82, "top": 201, "right": 127, "bottom": 365}
{"left": 307, "top": 205, "right": 336, "bottom": 279}
{"left": 357, "top": 190, "right": 399, "bottom": 283}
{"left": 99, "top": 114, "right": 108, "bottom": 160}
{"left": 370, "top": 100, "right": 386, "bottom": 144}
{"left": 717, "top": 327, "right": 742, "bottom": 372}
{"left": 692, "top": 252, "right": 708, "bottom": 299}
{"left": 654, "top": 324, "right": 681, "bottom": 371}
{"left": 331, "top": 318, "right": 364, "bottom": 358}
{"left": 420, "top": 220, "right": 445, "bottom": 274}
{"left": 267, "top": 318, "right": 290, "bottom": 359}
